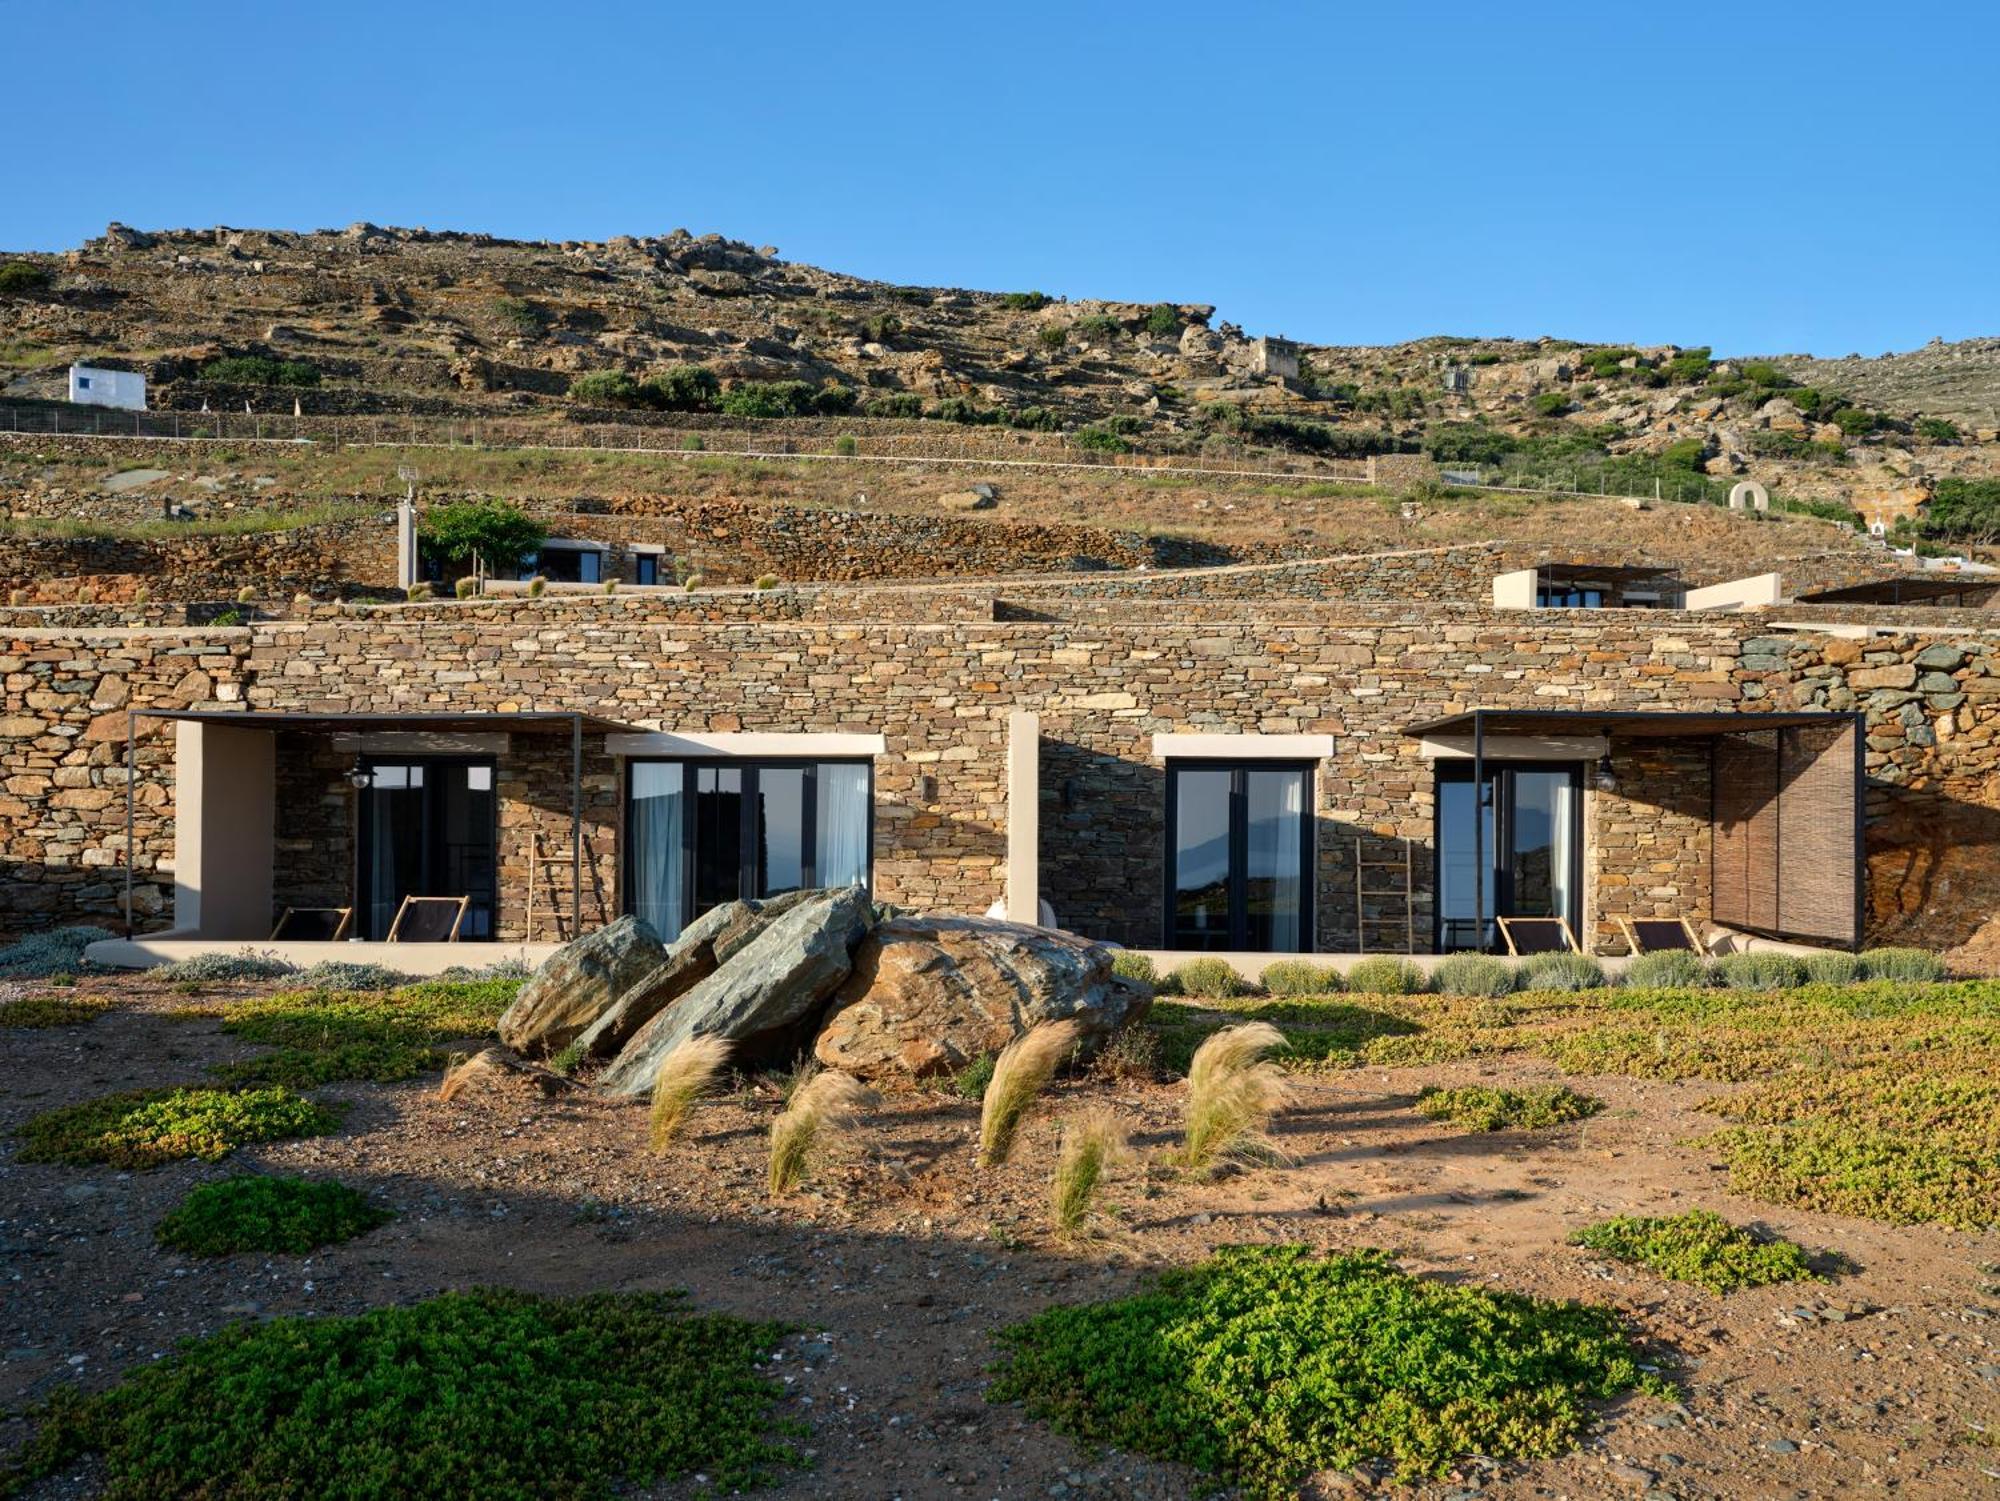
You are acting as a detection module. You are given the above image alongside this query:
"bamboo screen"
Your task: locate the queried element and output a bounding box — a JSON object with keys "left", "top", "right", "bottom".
{"left": 1710, "top": 721, "right": 1859, "bottom": 946}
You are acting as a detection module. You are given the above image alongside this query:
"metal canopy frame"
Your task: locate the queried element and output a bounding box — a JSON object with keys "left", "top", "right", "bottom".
{"left": 122, "top": 709, "right": 628, "bottom": 940}
{"left": 1402, "top": 707, "right": 1865, "bottom": 954}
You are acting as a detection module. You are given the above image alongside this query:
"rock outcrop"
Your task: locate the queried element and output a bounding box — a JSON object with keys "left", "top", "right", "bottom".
{"left": 496, "top": 914, "right": 667, "bottom": 1055}
{"left": 598, "top": 885, "right": 876, "bottom": 1095}
{"left": 812, "top": 916, "right": 1152, "bottom": 1078}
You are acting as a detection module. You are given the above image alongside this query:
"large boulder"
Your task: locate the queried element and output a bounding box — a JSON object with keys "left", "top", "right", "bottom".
{"left": 571, "top": 889, "right": 823, "bottom": 1061}
{"left": 598, "top": 886, "right": 876, "bottom": 1096}
{"left": 812, "top": 917, "right": 1151, "bottom": 1079}
{"left": 497, "top": 915, "right": 667, "bottom": 1056}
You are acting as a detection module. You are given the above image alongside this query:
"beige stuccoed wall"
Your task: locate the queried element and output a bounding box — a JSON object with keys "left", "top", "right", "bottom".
{"left": 173, "top": 719, "right": 275, "bottom": 939}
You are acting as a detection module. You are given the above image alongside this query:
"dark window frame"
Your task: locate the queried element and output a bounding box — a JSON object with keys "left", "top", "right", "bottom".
{"left": 1431, "top": 759, "right": 1584, "bottom": 952}
{"left": 622, "top": 757, "right": 876, "bottom": 933}
{"left": 353, "top": 753, "right": 500, "bottom": 942}
{"left": 1162, "top": 759, "right": 1315, "bottom": 953}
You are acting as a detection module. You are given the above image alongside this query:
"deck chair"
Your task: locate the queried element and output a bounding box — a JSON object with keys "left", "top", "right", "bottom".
{"left": 1616, "top": 916, "right": 1709, "bottom": 957}
{"left": 1496, "top": 915, "right": 1581, "bottom": 955}
{"left": 270, "top": 906, "right": 353, "bottom": 942}
{"left": 386, "top": 895, "right": 470, "bottom": 943}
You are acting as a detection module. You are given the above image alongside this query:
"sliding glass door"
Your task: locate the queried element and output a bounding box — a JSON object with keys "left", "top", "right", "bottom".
{"left": 355, "top": 757, "right": 497, "bottom": 941}
{"left": 1434, "top": 761, "right": 1580, "bottom": 951}
{"left": 1167, "top": 762, "right": 1312, "bottom": 952}
{"left": 626, "top": 760, "right": 872, "bottom": 941}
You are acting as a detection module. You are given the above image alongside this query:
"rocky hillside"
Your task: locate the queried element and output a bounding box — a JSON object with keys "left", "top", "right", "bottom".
{"left": 2, "top": 223, "right": 1997, "bottom": 528}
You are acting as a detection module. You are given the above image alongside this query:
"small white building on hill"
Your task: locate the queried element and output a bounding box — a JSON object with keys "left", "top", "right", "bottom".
{"left": 68, "top": 364, "right": 147, "bottom": 411}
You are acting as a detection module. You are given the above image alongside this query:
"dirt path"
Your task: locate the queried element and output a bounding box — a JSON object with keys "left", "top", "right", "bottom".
{"left": 2, "top": 985, "right": 1996, "bottom": 1498}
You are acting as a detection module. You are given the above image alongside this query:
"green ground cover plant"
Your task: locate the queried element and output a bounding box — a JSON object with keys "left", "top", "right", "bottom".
{"left": 989, "top": 1244, "right": 1668, "bottom": 1493}
{"left": 155, "top": 1175, "right": 392, "bottom": 1255}
{"left": 186, "top": 978, "right": 520, "bottom": 1086}
{"left": 1415, "top": 1084, "right": 1603, "bottom": 1132}
{"left": 1568, "top": 1209, "right": 1821, "bottom": 1292}
{"left": 0, "top": 926, "right": 111, "bottom": 978}
{"left": 15, "top": 1087, "right": 338, "bottom": 1168}
{"left": 1, "top": 1289, "right": 799, "bottom": 1499}
{"left": 0, "top": 994, "right": 106, "bottom": 1027}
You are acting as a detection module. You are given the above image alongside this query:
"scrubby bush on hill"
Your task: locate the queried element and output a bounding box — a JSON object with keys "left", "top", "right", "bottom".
{"left": 203, "top": 355, "right": 320, "bottom": 387}
{"left": 0, "top": 260, "right": 51, "bottom": 294}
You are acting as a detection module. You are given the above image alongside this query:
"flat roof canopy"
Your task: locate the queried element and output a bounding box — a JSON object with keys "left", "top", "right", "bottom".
{"left": 1403, "top": 708, "right": 1860, "bottom": 739}
{"left": 1533, "top": 563, "right": 1679, "bottom": 582}
{"left": 1797, "top": 576, "right": 1993, "bottom": 605}
{"left": 133, "top": 709, "right": 639, "bottom": 736}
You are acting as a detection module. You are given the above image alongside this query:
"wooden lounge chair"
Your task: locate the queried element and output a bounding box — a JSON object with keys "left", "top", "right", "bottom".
{"left": 1496, "top": 915, "right": 1581, "bottom": 955}
{"left": 270, "top": 906, "right": 353, "bottom": 942}
{"left": 386, "top": 895, "right": 470, "bottom": 942}
{"left": 1615, "top": 916, "right": 1709, "bottom": 957}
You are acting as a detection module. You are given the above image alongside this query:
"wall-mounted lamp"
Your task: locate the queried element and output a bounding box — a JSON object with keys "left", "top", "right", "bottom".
{"left": 343, "top": 761, "right": 372, "bottom": 791}
{"left": 1593, "top": 754, "right": 1619, "bottom": 793}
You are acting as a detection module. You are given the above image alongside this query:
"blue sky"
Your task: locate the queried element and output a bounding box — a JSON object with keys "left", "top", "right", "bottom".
{"left": 6, "top": 1, "right": 1993, "bottom": 356}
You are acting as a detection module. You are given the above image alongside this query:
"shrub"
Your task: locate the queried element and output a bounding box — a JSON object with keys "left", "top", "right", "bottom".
{"left": 989, "top": 1244, "right": 1670, "bottom": 1490}
{"left": 1181, "top": 1022, "right": 1291, "bottom": 1173}
{"left": 1259, "top": 960, "right": 1340, "bottom": 996}
{"left": 1074, "top": 312, "right": 1121, "bottom": 339}
{"left": 0, "top": 260, "right": 51, "bottom": 294}
{"left": 1, "top": 1289, "right": 798, "bottom": 1497}
{"left": 932, "top": 395, "right": 999, "bottom": 425}
{"left": 527, "top": 574, "right": 547, "bottom": 597}
{"left": 1531, "top": 391, "right": 1569, "bottom": 417}
{"left": 1036, "top": 325, "right": 1068, "bottom": 352}
{"left": 1010, "top": 403, "right": 1062, "bottom": 431}
{"left": 1108, "top": 949, "right": 1156, "bottom": 985}
{"left": 1416, "top": 1085, "right": 1603, "bottom": 1132}
{"left": 647, "top": 363, "right": 720, "bottom": 412}
{"left": 1518, "top": 951, "right": 1606, "bottom": 992}
{"left": 1094, "top": 1023, "right": 1163, "bottom": 1081}
{"left": 1344, "top": 955, "right": 1428, "bottom": 995}
{"left": 1421, "top": 422, "right": 1517, "bottom": 466}
{"left": 1801, "top": 950, "right": 1862, "bottom": 985}
{"left": 860, "top": 312, "right": 902, "bottom": 342}
{"left": 1833, "top": 406, "right": 1880, "bottom": 437}
{"left": 156, "top": 1174, "right": 392, "bottom": 1255}
{"left": 1621, "top": 950, "right": 1709, "bottom": 989}
{"left": 491, "top": 296, "right": 543, "bottom": 334}
{"left": 1664, "top": 346, "right": 1714, "bottom": 383}
{"left": 404, "top": 582, "right": 431, "bottom": 602}
{"left": 769, "top": 1070, "right": 875, "bottom": 1195}
{"left": 719, "top": 380, "right": 818, "bottom": 419}
{"left": 1170, "top": 957, "right": 1244, "bottom": 999}
{"left": 752, "top": 573, "right": 779, "bottom": 590}
{"left": 1000, "top": 290, "right": 1051, "bottom": 311}
{"left": 1915, "top": 416, "right": 1961, "bottom": 443}
{"left": 1050, "top": 1108, "right": 1130, "bottom": 1238}
{"left": 568, "top": 369, "right": 644, "bottom": 406}
{"left": 1073, "top": 425, "right": 1130, "bottom": 454}
{"left": 15, "top": 1086, "right": 338, "bottom": 1167}
{"left": 833, "top": 434, "right": 858, "bottom": 456}
{"left": 648, "top": 1035, "right": 732, "bottom": 1153}
{"left": 203, "top": 355, "right": 319, "bottom": 387}
{"left": 1142, "top": 303, "right": 1181, "bottom": 337}
{"left": 1568, "top": 1209, "right": 1820, "bottom": 1293}
{"left": 682, "top": 573, "right": 704, "bottom": 590}
{"left": 602, "top": 578, "right": 619, "bottom": 595}
{"left": 860, "top": 392, "right": 923, "bottom": 419}
{"left": 952, "top": 1052, "right": 996, "bottom": 1100}
{"left": 682, "top": 434, "right": 705, "bottom": 450}
{"left": 980, "top": 1021, "right": 1081, "bottom": 1166}
{"left": 0, "top": 995, "right": 106, "bottom": 1027}
{"left": 154, "top": 950, "right": 297, "bottom": 984}
{"left": 419, "top": 499, "right": 546, "bottom": 570}
{"left": 293, "top": 960, "right": 411, "bottom": 990}
{"left": 1859, "top": 947, "right": 1946, "bottom": 982}
{"left": 1711, "top": 951, "right": 1807, "bottom": 990}
{"left": 1432, "top": 954, "right": 1518, "bottom": 998}
{"left": 0, "top": 925, "right": 112, "bottom": 978}
{"left": 454, "top": 575, "right": 479, "bottom": 599}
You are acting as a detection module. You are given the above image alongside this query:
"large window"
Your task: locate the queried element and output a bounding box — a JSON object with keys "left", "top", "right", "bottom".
{"left": 1434, "top": 761, "right": 1580, "bottom": 951}
{"left": 1166, "top": 762, "right": 1312, "bottom": 952}
{"left": 625, "top": 759, "right": 872, "bottom": 940}
{"left": 355, "top": 757, "right": 497, "bottom": 941}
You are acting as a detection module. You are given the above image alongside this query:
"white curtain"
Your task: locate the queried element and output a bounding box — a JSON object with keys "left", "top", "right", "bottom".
{"left": 815, "top": 762, "right": 871, "bottom": 890}
{"left": 629, "top": 762, "right": 684, "bottom": 940}
{"left": 1549, "top": 778, "right": 1576, "bottom": 934}
{"left": 1247, "top": 768, "right": 1306, "bottom": 952}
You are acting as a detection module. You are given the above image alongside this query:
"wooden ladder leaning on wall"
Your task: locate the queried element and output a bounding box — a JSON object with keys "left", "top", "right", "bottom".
{"left": 526, "top": 829, "right": 591, "bottom": 944}
{"left": 1354, "top": 835, "right": 1416, "bottom": 954}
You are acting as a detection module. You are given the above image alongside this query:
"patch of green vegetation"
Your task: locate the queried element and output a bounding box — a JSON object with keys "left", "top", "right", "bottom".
{"left": 2, "top": 1289, "right": 799, "bottom": 1498}
{"left": 989, "top": 1244, "right": 1668, "bottom": 1493}
{"left": 418, "top": 498, "right": 547, "bottom": 571}
{"left": 202, "top": 355, "right": 320, "bottom": 387}
{"left": 1168, "top": 957, "right": 1244, "bottom": 999}
{"left": 1072, "top": 424, "right": 1130, "bottom": 454}
{"left": 0, "top": 260, "right": 52, "bottom": 295}
{"left": 999, "top": 290, "right": 1051, "bottom": 311}
{"left": 1432, "top": 954, "right": 1518, "bottom": 998}
{"left": 191, "top": 978, "right": 519, "bottom": 1087}
{"left": 952, "top": 1052, "right": 996, "bottom": 1100}
{"left": 0, "top": 994, "right": 106, "bottom": 1027}
{"left": 1568, "top": 1209, "right": 1820, "bottom": 1293}
{"left": 15, "top": 1086, "right": 338, "bottom": 1168}
{"left": 1142, "top": 303, "right": 1180, "bottom": 336}
{"left": 155, "top": 1175, "right": 392, "bottom": 1256}
{"left": 1259, "top": 959, "right": 1340, "bottom": 996}
{"left": 0, "top": 925, "right": 112, "bottom": 978}
{"left": 1415, "top": 1084, "right": 1603, "bottom": 1132}
{"left": 1344, "top": 955, "right": 1429, "bottom": 995}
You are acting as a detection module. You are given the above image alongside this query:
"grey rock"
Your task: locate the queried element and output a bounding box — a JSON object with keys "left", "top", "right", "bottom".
{"left": 570, "top": 900, "right": 753, "bottom": 1060}
{"left": 812, "top": 916, "right": 1153, "bottom": 1078}
{"left": 1763, "top": 1438, "right": 1799, "bottom": 1455}
{"left": 599, "top": 886, "right": 875, "bottom": 1094}
{"left": 1914, "top": 644, "right": 1967, "bottom": 671}
{"left": 496, "top": 914, "right": 666, "bottom": 1055}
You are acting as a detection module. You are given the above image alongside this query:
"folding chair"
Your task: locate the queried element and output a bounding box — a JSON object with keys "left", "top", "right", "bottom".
{"left": 270, "top": 906, "right": 353, "bottom": 942}
{"left": 386, "top": 895, "right": 470, "bottom": 942}
{"left": 1615, "top": 916, "right": 1709, "bottom": 957}
{"left": 1496, "top": 915, "right": 1581, "bottom": 955}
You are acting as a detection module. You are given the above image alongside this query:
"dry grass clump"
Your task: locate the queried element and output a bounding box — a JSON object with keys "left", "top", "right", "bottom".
{"left": 1181, "top": 1021, "right": 1293, "bottom": 1174}
{"left": 648, "top": 1035, "right": 733, "bottom": 1153}
{"left": 980, "top": 1019, "right": 1082, "bottom": 1167}
{"left": 437, "top": 1048, "right": 505, "bottom": 1103}
{"left": 1050, "top": 1108, "right": 1131, "bottom": 1238}
{"left": 769, "top": 1069, "right": 876, "bottom": 1196}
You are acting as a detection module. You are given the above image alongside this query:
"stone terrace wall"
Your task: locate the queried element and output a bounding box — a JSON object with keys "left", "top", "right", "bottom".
{"left": 0, "top": 518, "right": 398, "bottom": 603}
